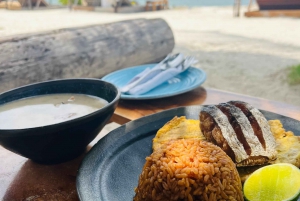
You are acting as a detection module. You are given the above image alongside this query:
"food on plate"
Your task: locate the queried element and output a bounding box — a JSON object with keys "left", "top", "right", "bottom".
{"left": 134, "top": 139, "right": 244, "bottom": 201}
{"left": 269, "top": 120, "right": 300, "bottom": 167}
{"left": 0, "top": 93, "right": 108, "bottom": 129}
{"left": 199, "top": 101, "right": 277, "bottom": 167}
{"left": 238, "top": 119, "right": 300, "bottom": 182}
{"left": 153, "top": 116, "right": 205, "bottom": 151}
{"left": 243, "top": 163, "right": 300, "bottom": 201}
{"left": 135, "top": 101, "right": 299, "bottom": 200}
{"left": 151, "top": 113, "right": 300, "bottom": 182}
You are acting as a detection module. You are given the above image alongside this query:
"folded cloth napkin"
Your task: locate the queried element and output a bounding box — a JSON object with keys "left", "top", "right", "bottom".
{"left": 120, "top": 53, "right": 185, "bottom": 93}
{"left": 122, "top": 54, "right": 198, "bottom": 95}
{"left": 128, "top": 65, "right": 186, "bottom": 95}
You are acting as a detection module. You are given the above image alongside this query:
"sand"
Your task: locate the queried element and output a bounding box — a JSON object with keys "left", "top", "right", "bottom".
{"left": 0, "top": 6, "right": 300, "bottom": 109}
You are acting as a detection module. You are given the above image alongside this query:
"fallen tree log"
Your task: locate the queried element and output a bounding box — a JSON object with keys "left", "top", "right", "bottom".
{"left": 0, "top": 18, "right": 174, "bottom": 92}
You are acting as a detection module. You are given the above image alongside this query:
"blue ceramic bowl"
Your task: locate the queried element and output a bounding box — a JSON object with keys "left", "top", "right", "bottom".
{"left": 0, "top": 79, "right": 120, "bottom": 164}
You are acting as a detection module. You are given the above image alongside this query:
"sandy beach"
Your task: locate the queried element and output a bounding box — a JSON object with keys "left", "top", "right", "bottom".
{"left": 1, "top": 6, "right": 300, "bottom": 200}
{"left": 0, "top": 6, "right": 300, "bottom": 107}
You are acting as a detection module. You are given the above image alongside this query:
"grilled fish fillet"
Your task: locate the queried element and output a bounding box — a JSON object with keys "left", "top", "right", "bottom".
{"left": 199, "top": 105, "right": 248, "bottom": 164}
{"left": 217, "top": 103, "right": 273, "bottom": 164}
{"left": 199, "top": 101, "right": 277, "bottom": 167}
{"left": 229, "top": 101, "right": 277, "bottom": 160}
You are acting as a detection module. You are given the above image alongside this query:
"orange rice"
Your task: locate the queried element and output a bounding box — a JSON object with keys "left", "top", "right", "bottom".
{"left": 134, "top": 139, "right": 244, "bottom": 201}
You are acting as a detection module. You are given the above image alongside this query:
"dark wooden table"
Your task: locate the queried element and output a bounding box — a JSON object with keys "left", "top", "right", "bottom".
{"left": 1, "top": 87, "right": 299, "bottom": 200}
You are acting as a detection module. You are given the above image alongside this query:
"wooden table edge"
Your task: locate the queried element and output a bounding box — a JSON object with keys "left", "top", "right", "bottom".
{"left": 111, "top": 87, "right": 300, "bottom": 124}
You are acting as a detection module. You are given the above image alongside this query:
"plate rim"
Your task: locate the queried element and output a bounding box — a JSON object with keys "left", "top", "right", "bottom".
{"left": 76, "top": 105, "right": 300, "bottom": 201}
{"left": 101, "top": 64, "right": 206, "bottom": 100}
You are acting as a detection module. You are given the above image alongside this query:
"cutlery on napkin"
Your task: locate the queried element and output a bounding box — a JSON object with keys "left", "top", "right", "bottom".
{"left": 120, "top": 54, "right": 198, "bottom": 95}
{"left": 120, "top": 53, "right": 184, "bottom": 93}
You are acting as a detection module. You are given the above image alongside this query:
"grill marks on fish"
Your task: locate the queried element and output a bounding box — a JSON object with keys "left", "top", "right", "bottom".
{"left": 200, "top": 101, "right": 277, "bottom": 166}
{"left": 229, "top": 101, "right": 277, "bottom": 161}
{"left": 200, "top": 109, "right": 236, "bottom": 161}
{"left": 228, "top": 101, "right": 266, "bottom": 149}
{"left": 216, "top": 103, "right": 252, "bottom": 156}
{"left": 200, "top": 105, "right": 248, "bottom": 163}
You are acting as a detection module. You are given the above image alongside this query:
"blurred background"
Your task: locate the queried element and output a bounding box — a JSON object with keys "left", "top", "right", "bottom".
{"left": 0, "top": 0, "right": 299, "bottom": 106}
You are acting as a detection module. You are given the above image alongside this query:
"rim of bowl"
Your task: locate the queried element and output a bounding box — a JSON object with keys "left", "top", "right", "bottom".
{"left": 0, "top": 78, "right": 121, "bottom": 134}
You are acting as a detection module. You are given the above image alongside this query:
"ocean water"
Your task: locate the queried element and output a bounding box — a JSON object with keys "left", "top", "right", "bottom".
{"left": 47, "top": 0, "right": 246, "bottom": 7}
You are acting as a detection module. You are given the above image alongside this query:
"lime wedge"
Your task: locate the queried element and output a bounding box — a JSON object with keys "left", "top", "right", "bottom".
{"left": 243, "top": 163, "right": 300, "bottom": 201}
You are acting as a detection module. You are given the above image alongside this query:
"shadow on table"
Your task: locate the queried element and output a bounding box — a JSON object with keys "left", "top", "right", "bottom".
{"left": 2, "top": 147, "right": 92, "bottom": 201}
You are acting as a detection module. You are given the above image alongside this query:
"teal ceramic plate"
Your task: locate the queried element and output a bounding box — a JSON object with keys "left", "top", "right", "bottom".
{"left": 101, "top": 64, "right": 206, "bottom": 100}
